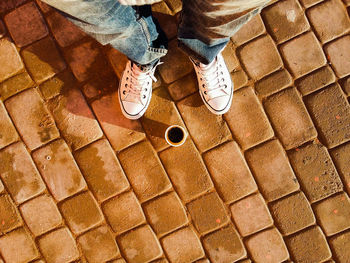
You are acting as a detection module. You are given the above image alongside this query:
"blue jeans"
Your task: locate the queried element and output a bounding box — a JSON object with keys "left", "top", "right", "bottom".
{"left": 42, "top": 0, "right": 268, "bottom": 65}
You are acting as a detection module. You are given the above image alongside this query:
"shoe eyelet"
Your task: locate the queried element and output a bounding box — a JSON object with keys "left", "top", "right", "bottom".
{"left": 125, "top": 84, "right": 128, "bottom": 87}
{"left": 143, "top": 95, "right": 146, "bottom": 99}
{"left": 204, "top": 91, "right": 207, "bottom": 95}
{"left": 200, "top": 78, "right": 202, "bottom": 81}
{"left": 145, "top": 88, "right": 148, "bottom": 91}
{"left": 126, "top": 77, "right": 129, "bottom": 80}
{"left": 224, "top": 85, "right": 227, "bottom": 89}
{"left": 202, "top": 84, "right": 205, "bottom": 88}
{"left": 147, "top": 82, "right": 150, "bottom": 85}
{"left": 123, "top": 90, "right": 126, "bottom": 95}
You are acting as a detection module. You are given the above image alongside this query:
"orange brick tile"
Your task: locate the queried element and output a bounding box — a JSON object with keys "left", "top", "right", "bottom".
{"left": 0, "top": 195, "right": 22, "bottom": 234}
{"left": 0, "top": 19, "right": 6, "bottom": 38}
{"left": 231, "top": 14, "right": 265, "bottom": 45}
{"left": 325, "top": 35, "right": 350, "bottom": 78}
{"left": 255, "top": 69, "right": 292, "bottom": 97}
{"left": 39, "top": 70, "right": 76, "bottom": 100}
{"left": 0, "top": 72, "right": 34, "bottom": 100}
{"left": 222, "top": 41, "right": 239, "bottom": 72}
{"left": 0, "top": 39, "right": 24, "bottom": 82}
{"left": 340, "top": 76, "right": 350, "bottom": 96}
{"left": 167, "top": 72, "right": 198, "bottom": 101}
{"left": 299, "top": 0, "right": 323, "bottom": 7}
{"left": 0, "top": 101, "right": 18, "bottom": 149}
{"left": 36, "top": 0, "right": 53, "bottom": 13}
{"left": 329, "top": 231, "right": 350, "bottom": 262}
{"left": 81, "top": 72, "right": 118, "bottom": 100}
{"left": 231, "top": 69, "right": 249, "bottom": 90}
{"left": 330, "top": 142, "right": 350, "bottom": 194}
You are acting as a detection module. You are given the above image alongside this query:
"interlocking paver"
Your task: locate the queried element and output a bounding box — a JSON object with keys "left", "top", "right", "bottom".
{"left": 75, "top": 139, "right": 129, "bottom": 202}
{"left": 264, "top": 87, "right": 317, "bottom": 149}
{"left": 329, "top": 231, "right": 350, "bottom": 262}
{"left": 325, "top": 35, "right": 350, "bottom": 78}
{"left": 161, "top": 227, "right": 204, "bottom": 263}
{"left": 91, "top": 92, "right": 145, "bottom": 151}
{"left": 230, "top": 193, "right": 273, "bottom": 237}
{"left": 0, "top": 101, "right": 18, "bottom": 149}
{"left": 36, "top": 0, "right": 52, "bottom": 13}
{"left": 0, "top": 194, "right": 22, "bottom": 234}
{"left": 141, "top": 88, "right": 187, "bottom": 151}
{"left": 48, "top": 88, "right": 103, "bottom": 150}
{"left": 296, "top": 66, "right": 336, "bottom": 96}
{"left": 0, "top": 0, "right": 27, "bottom": 13}
{"left": 78, "top": 225, "right": 120, "bottom": 263}
{"left": 38, "top": 227, "right": 79, "bottom": 263}
{"left": 0, "top": 72, "right": 34, "bottom": 100}
{"left": 0, "top": 19, "right": 6, "bottom": 37}
{"left": 299, "top": 0, "right": 323, "bottom": 8}
{"left": 262, "top": 0, "right": 309, "bottom": 43}
{"left": 81, "top": 72, "right": 118, "bottom": 100}
{"left": 231, "top": 14, "right": 265, "bottom": 45}
{"left": 0, "top": 142, "right": 45, "bottom": 204}
{"left": 305, "top": 84, "right": 350, "bottom": 148}
{"left": 143, "top": 192, "right": 188, "bottom": 236}
{"left": 4, "top": 2, "right": 48, "bottom": 47}
{"left": 159, "top": 139, "right": 213, "bottom": 202}
{"left": 340, "top": 76, "right": 350, "bottom": 96}
{"left": 0, "top": 38, "right": 24, "bottom": 82}
{"left": 285, "top": 226, "right": 332, "bottom": 262}
{"left": 307, "top": 0, "right": 350, "bottom": 43}
{"left": 314, "top": 192, "right": 350, "bottom": 236}
{"left": 167, "top": 72, "right": 197, "bottom": 101}
{"left": 330, "top": 142, "right": 350, "bottom": 193}
{"left": 118, "top": 140, "right": 171, "bottom": 202}
{"left": 39, "top": 70, "right": 76, "bottom": 100}
{"left": 60, "top": 191, "right": 104, "bottom": 235}
{"left": 177, "top": 93, "right": 232, "bottom": 152}
{"left": 231, "top": 69, "right": 248, "bottom": 90}
{"left": 222, "top": 41, "right": 239, "bottom": 72}
{"left": 118, "top": 225, "right": 163, "bottom": 263}
{"left": 224, "top": 86, "right": 274, "bottom": 149}
{"left": 0, "top": 228, "right": 39, "bottom": 263}
{"left": 288, "top": 143, "right": 343, "bottom": 202}
{"left": 245, "top": 139, "right": 299, "bottom": 201}
{"left": 102, "top": 191, "right": 146, "bottom": 234}
{"left": 245, "top": 228, "right": 289, "bottom": 263}
{"left": 281, "top": 32, "right": 326, "bottom": 78}
{"left": 187, "top": 192, "right": 230, "bottom": 235}
{"left": 203, "top": 141, "right": 257, "bottom": 203}
{"left": 270, "top": 191, "right": 315, "bottom": 235}
{"left": 20, "top": 194, "right": 62, "bottom": 236}
{"left": 203, "top": 224, "right": 246, "bottom": 263}
{"left": 255, "top": 69, "right": 292, "bottom": 97}
{"left": 0, "top": 180, "right": 3, "bottom": 193}
{"left": 32, "top": 139, "right": 86, "bottom": 201}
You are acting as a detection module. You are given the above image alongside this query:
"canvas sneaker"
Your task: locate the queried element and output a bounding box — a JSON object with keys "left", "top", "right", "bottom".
{"left": 191, "top": 53, "right": 233, "bottom": 115}
{"left": 118, "top": 60, "right": 161, "bottom": 119}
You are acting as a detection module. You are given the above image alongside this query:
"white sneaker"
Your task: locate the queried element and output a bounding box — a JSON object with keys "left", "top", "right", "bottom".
{"left": 118, "top": 60, "right": 161, "bottom": 120}
{"left": 191, "top": 53, "right": 233, "bottom": 115}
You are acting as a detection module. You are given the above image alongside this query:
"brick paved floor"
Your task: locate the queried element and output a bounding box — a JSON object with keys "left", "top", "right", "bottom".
{"left": 0, "top": 0, "right": 349, "bottom": 262}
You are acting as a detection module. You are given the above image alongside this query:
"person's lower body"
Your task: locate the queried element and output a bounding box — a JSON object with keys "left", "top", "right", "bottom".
{"left": 42, "top": 0, "right": 269, "bottom": 119}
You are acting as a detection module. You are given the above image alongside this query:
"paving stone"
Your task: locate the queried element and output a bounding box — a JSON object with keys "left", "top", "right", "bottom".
{"left": 325, "top": 35, "right": 350, "bottom": 78}
{"left": 118, "top": 141, "right": 171, "bottom": 202}
{"left": 78, "top": 225, "right": 120, "bottom": 263}
{"left": 314, "top": 192, "right": 350, "bottom": 236}
{"left": 281, "top": 32, "right": 326, "bottom": 78}
{"left": 203, "top": 141, "right": 257, "bottom": 203}
{"left": 141, "top": 88, "right": 187, "bottom": 151}
{"left": 195, "top": 259, "right": 210, "bottom": 263}
{"left": 187, "top": 192, "right": 230, "bottom": 235}
{"left": 203, "top": 224, "right": 246, "bottom": 263}
{"left": 231, "top": 14, "right": 265, "bottom": 45}
{"left": 4, "top": 2, "right": 48, "bottom": 47}
{"left": 158, "top": 40, "right": 193, "bottom": 83}
{"left": 246, "top": 228, "right": 289, "bottom": 263}
{"left": 32, "top": 139, "right": 86, "bottom": 201}
{"left": 105, "top": 47, "right": 129, "bottom": 80}
{"left": 305, "top": 84, "right": 350, "bottom": 148}
{"left": 262, "top": 0, "right": 309, "bottom": 43}
{"left": 340, "top": 76, "right": 350, "bottom": 96}
{"left": 286, "top": 226, "right": 331, "bottom": 262}
{"left": 224, "top": 86, "right": 274, "bottom": 149}
{"left": 143, "top": 192, "right": 188, "bottom": 236}
{"left": 91, "top": 93, "right": 145, "bottom": 151}
{"left": 264, "top": 87, "right": 317, "bottom": 149}
{"left": 289, "top": 143, "right": 343, "bottom": 203}
{"left": 177, "top": 93, "right": 231, "bottom": 152}
{"left": 48, "top": 88, "right": 103, "bottom": 150}
{"left": 152, "top": 11, "right": 178, "bottom": 40}
{"left": 296, "top": 66, "right": 336, "bottom": 96}
{"left": 222, "top": 41, "right": 239, "bottom": 72}
{"left": 102, "top": 191, "right": 146, "bottom": 234}
{"left": 299, "top": 0, "right": 323, "bottom": 8}
{"left": 20, "top": 194, "right": 62, "bottom": 236}
{"left": 39, "top": 227, "right": 79, "bottom": 263}
{"left": 255, "top": 69, "right": 292, "bottom": 97}
{"left": 230, "top": 194, "right": 273, "bottom": 236}
{"left": 0, "top": 142, "right": 45, "bottom": 204}
{"left": 0, "top": 101, "right": 18, "bottom": 149}
{"left": 47, "top": 11, "right": 86, "bottom": 47}
{"left": 36, "top": 0, "right": 53, "bottom": 13}
{"left": 60, "top": 191, "right": 103, "bottom": 235}
{"left": 307, "top": 0, "right": 350, "bottom": 43}
{"left": 110, "top": 259, "right": 127, "bottom": 263}
{"left": 152, "top": 259, "right": 169, "bottom": 263}
{"left": 329, "top": 231, "right": 350, "bottom": 262}
{"left": 231, "top": 69, "right": 249, "bottom": 90}
{"left": 39, "top": 70, "right": 77, "bottom": 100}
{"left": 81, "top": 71, "right": 118, "bottom": 100}
{"left": 75, "top": 139, "right": 129, "bottom": 202}
{"left": 0, "top": 72, "right": 34, "bottom": 100}
{"left": 0, "top": 180, "right": 3, "bottom": 193}
{"left": 0, "top": 0, "right": 27, "bottom": 13}
{"left": 64, "top": 40, "right": 109, "bottom": 82}
{"left": 118, "top": 225, "right": 163, "bottom": 263}
{"left": 165, "top": 0, "right": 182, "bottom": 13}
{"left": 159, "top": 139, "right": 213, "bottom": 202}
{"left": 0, "top": 228, "right": 38, "bottom": 263}
{"left": 21, "top": 37, "right": 66, "bottom": 83}
{"left": 161, "top": 227, "right": 204, "bottom": 263}
{"left": 0, "top": 38, "right": 24, "bottom": 82}
{"left": 0, "top": 20, "right": 6, "bottom": 38}
{"left": 167, "top": 72, "right": 197, "bottom": 101}
{"left": 246, "top": 140, "right": 299, "bottom": 202}
{"left": 270, "top": 191, "right": 315, "bottom": 235}
{"left": 330, "top": 142, "right": 350, "bottom": 194}
{"left": 0, "top": 194, "right": 22, "bottom": 234}
{"left": 239, "top": 35, "right": 282, "bottom": 80}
